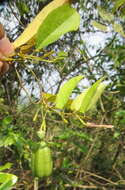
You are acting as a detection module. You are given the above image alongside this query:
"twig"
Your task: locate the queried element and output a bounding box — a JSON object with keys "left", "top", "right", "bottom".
{"left": 82, "top": 170, "right": 118, "bottom": 185}
{"left": 15, "top": 69, "right": 33, "bottom": 103}
{"left": 86, "top": 122, "right": 114, "bottom": 129}
{"left": 65, "top": 184, "right": 98, "bottom": 189}
{"left": 8, "top": 1, "right": 25, "bottom": 27}
{"left": 34, "top": 178, "right": 39, "bottom": 190}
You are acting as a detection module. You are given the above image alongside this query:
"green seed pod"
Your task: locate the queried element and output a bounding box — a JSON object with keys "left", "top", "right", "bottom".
{"left": 31, "top": 141, "right": 53, "bottom": 178}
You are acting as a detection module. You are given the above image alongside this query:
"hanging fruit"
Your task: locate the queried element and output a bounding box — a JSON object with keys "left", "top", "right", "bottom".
{"left": 31, "top": 141, "right": 53, "bottom": 178}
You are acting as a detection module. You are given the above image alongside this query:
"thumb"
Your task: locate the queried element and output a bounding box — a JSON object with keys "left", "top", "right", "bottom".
{"left": 0, "top": 23, "right": 15, "bottom": 57}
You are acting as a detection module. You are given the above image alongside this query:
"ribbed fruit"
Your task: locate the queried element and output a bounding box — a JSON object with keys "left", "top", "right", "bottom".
{"left": 31, "top": 141, "right": 53, "bottom": 178}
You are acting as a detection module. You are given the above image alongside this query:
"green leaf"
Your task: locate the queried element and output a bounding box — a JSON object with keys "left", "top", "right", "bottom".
{"left": 71, "top": 78, "right": 105, "bottom": 113}
{"left": 91, "top": 20, "right": 108, "bottom": 32}
{"left": 2, "top": 117, "right": 12, "bottom": 126}
{"left": 55, "top": 75, "right": 83, "bottom": 109}
{"left": 87, "top": 83, "right": 107, "bottom": 111}
{"left": 0, "top": 134, "right": 14, "bottom": 147}
{"left": 98, "top": 7, "right": 114, "bottom": 22}
{"left": 57, "top": 51, "right": 68, "bottom": 58}
{"left": 16, "top": 2, "right": 29, "bottom": 15}
{"left": 0, "top": 163, "right": 12, "bottom": 172}
{"left": 112, "top": 0, "right": 125, "bottom": 12}
{"left": 70, "top": 88, "right": 89, "bottom": 112}
{"left": 13, "top": 0, "right": 69, "bottom": 48}
{"left": 113, "top": 23, "right": 125, "bottom": 37}
{"left": 0, "top": 172, "right": 17, "bottom": 190}
{"left": 36, "top": 4, "right": 80, "bottom": 49}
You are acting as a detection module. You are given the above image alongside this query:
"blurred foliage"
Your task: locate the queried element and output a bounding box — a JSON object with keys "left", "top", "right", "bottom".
{"left": 0, "top": 0, "right": 125, "bottom": 189}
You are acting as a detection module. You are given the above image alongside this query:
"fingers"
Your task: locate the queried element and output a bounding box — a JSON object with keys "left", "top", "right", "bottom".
{"left": 0, "top": 36, "right": 15, "bottom": 57}
{"left": 0, "top": 61, "right": 9, "bottom": 75}
{"left": 2, "top": 62, "right": 9, "bottom": 74}
{"left": 0, "top": 23, "right": 15, "bottom": 75}
{"left": 0, "top": 23, "right": 5, "bottom": 40}
{"left": 0, "top": 61, "right": 3, "bottom": 72}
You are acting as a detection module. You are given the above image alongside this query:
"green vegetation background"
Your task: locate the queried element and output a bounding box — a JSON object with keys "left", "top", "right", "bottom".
{"left": 0, "top": 0, "right": 125, "bottom": 189}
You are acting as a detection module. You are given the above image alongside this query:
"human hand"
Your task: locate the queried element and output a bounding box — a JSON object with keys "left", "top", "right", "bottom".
{"left": 0, "top": 23, "right": 15, "bottom": 74}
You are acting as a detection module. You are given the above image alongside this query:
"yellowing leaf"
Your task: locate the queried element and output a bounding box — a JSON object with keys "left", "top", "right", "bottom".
{"left": 13, "top": 0, "right": 70, "bottom": 49}
{"left": 113, "top": 23, "right": 125, "bottom": 37}
{"left": 42, "top": 92, "right": 56, "bottom": 102}
{"left": 91, "top": 20, "right": 108, "bottom": 32}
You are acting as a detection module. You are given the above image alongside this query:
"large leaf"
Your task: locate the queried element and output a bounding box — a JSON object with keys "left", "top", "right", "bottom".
{"left": 13, "top": 0, "right": 70, "bottom": 49}
{"left": 0, "top": 172, "right": 17, "bottom": 190}
{"left": 86, "top": 83, "right": 107, "bottom": 111}
{"left": 36, "top": 4, "right": 80, "bottom": 49}
{"left": 71, "top": 78, "right": 105, "bottom": 113}
{"left": 55, "top": 75, "right": 83, "bottom": 109}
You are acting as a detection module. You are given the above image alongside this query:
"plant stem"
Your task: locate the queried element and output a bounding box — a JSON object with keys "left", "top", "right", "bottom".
{"left": 34, "top": 177, "right": 39, "bottom": 190}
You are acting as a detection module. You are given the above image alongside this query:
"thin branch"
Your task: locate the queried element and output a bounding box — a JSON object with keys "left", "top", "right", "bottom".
{"left": 86, "top": 122, "right": 114, "bottom": 129}
{"left": 64, "top": 184, "right": 97, "bottom": 189}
